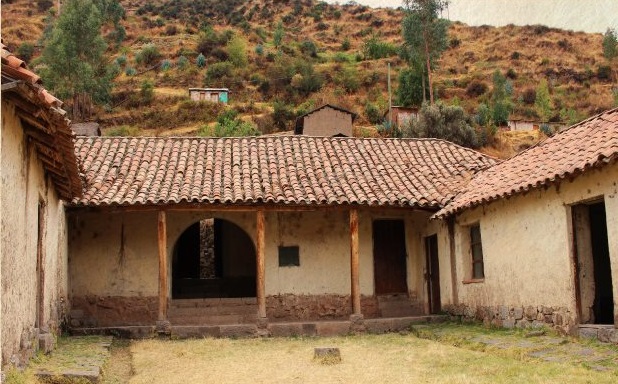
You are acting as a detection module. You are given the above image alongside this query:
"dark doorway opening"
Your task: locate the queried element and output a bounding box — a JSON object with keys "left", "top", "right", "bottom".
{"left": 373, "top": 220, "right": 408, "bottom": 295}
{"left": 172, "top": 219, "right": 256, "bottom": 299}
{"left": 573, "top": 201, "right": 614, "bottom": 324}
{"left": 425, "top": 234, "right": 441, "bottom": 314}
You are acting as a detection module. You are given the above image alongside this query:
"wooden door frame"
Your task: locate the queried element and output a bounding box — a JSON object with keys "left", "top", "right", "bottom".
{"left": 425, "top": 234, "right": 441, "bottom": 314}
{"left": 372, "top": 219, "right": 408, "bottom": 295}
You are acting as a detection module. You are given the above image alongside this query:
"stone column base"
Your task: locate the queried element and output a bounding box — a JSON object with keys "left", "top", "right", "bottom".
{"left": 349, "top": 314, "right": 365, "bottom": 334}
{"left": 256, "top": 316, "right": 270, "bottom": 337}
{"left": 156, "top": 320, "right": 171, "bottom": 335}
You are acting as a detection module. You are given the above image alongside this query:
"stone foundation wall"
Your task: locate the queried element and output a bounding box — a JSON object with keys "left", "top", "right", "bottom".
{"left": 70, "top": 296, "right": 158, "bottom": 328}
{"left": 445, "top": 304, "right": 576, "bottom": 333}
{"left": 266, "top": 294, "right": 379, "bottom": 321}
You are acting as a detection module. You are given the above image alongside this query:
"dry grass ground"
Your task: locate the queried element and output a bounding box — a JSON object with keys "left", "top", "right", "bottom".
{"left": 7, "top": 324, "right": 618, "bottom": 383}
{"left": 127, "top": 332, "right": 617, "bottom": 384}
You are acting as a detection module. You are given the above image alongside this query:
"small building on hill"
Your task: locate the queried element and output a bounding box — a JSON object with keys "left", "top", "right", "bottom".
{"left": 295, "top": 104, "right": 356, "bottom": 137}
{"left": 71, "top": 122, "right": 101, "bottom": 136}
{"left": 189, "top": 88, "right": 229, "bottom": 103}
{"left": 386, "top": 106, "right": 419, "bottom": 127}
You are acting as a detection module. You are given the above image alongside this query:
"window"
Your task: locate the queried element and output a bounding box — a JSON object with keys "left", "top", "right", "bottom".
{"left": 278, "top": 246, "right": 300, "bottom": 267}
{"left": 470, "top": 224, "right": 484, "bottom": 279}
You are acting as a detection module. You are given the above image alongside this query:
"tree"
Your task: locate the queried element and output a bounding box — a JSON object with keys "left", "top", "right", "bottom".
{"left": 39, "top": 0, "right": 114, "bottom": 121}
{"left": 490, "top": 69, "right": 512, "bottom": 126}
{"left": 397, "top": 65, "right": 428, "bottom": 107}
{"left": 602, "top": 28, "right": 617, "bottom": 61}
{"left": 402, "top": 0, "right": 449, "bottom": 105}
{"left": 535, "top": 78, "right": 552, "bottom": 123}
{"left": 227, "top": 35, "right": 248, "bottom": 68}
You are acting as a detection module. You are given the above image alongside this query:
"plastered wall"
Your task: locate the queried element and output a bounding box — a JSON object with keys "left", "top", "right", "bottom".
{"left": 68, "top": 208, "right": 438, "bottom": 312}
{"left": 451, "top": 164, "right": 618, "bottom": 325}
{"left": 1, "top": 102, "right": 69, "bottom": 366}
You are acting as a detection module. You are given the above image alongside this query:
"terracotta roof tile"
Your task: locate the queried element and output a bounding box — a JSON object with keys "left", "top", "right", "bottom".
{"left": 437, "top": 108, "right": 618, "bottom": 217}
{"left": 1, "top": 42, "right": 82, "bottom": 200}
{"left": 73, "top": 136, "right": 496, "bottom": 208}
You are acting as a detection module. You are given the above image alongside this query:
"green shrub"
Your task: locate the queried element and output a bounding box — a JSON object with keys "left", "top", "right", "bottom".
{"left": 341, "top": 38, "right": 351, "bottom": 51}
{"left": 135, "top": 44, "right": 161, "bottom": 67}
{"left": 300, "top": 40, "right": 318, "bottom": 58}
{"left": 365, "top": 102, "right": 383, "bottom": 125}
{"left": 335, "top": 65, "right": 360, "bottom": 93}
{"left": 115, "top": 55, "right": 128, "bottom": 67}
{"left": 206, "top": 109, "right": 260, "bottom": 137}
{"left": 227, "top": 36, "right": 248, "bottom": 68}
{"left": 125, "top": 67, "right": 137, "bottom": 76}
{"left": 400, "top": 102, "right": 480, "bottom": 148}
{"left": 363, "top": 35, "right": 397, "bottom": 59}
{"left": 205, "top": 61, "right": 234, "bottom": 81}
{"left": 466, "top": 81, "right": 488, "bottom": 97}
{"left": 255, "top": 44, "right": 264, "bottom": 56}
{"left": 597, "top": 65, "right": 612, "bottom": 81}
{"left": 140, "top": 79, "right": 155, "bottom": 104}
{"left": 16, "top": 42, "right": 35, "bottom": 62}
{"left": 160, "top": 60, "right": 172, "bottom": 71}
{"left": 177, "top": 55, "right": 189, "bottom": 69}
{"left": 603, "top": 28, "right": 617, "bottom": 60}
{"left": 196, "top": 53, "right": 206, "bottom": 68}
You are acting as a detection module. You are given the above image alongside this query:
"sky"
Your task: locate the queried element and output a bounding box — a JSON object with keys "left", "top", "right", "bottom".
{"left": 323, "top": 0, "right": 618, "bottom": 33}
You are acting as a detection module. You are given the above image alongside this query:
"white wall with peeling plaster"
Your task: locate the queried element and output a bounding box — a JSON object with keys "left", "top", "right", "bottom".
{"left": 1, "top": 101, "right": 69, "bottom": 366}
{"left": 450, "top": 163, "right": 618, "bottom": 326}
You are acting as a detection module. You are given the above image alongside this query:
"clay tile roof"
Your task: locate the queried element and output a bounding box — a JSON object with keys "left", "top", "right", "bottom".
{"left": 72, "top": 136, "right": 497, "bottom": 208}
{"left": 436, "top": 108, "right": 618, "bottom": 217}
{"left": 1, "top": 42, "right": 82, "bottom": 200}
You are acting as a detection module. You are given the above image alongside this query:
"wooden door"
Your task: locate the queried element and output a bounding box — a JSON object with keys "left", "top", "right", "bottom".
{"left": 425, "top": 235, "right": 441, "bottom": 314}
{"left": 373, "top": 220, "right": 408, "bottom": 294}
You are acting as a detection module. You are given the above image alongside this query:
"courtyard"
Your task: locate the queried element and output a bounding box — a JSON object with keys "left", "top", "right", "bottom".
{"left": 7, "top": 323, "right": 618, "bottom": 383}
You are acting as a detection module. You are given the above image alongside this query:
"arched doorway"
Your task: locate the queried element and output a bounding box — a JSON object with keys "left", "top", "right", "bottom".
{"left": 172, "top": 218, "right": 256, "bottom": 299}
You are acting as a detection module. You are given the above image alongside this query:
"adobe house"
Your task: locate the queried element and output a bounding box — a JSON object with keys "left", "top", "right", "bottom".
{"left": 188, "top": 87, "right": 229, "bottom": 103}
{"left": 66, "top": 136, "right": 495, "bottom": 336}
{"left": 1, "top": 44, "right": 82, "bottom": 366}
{"left": 71, "top": 122, "right": 101, "bottom": 136}
{"left": 295, "top": 104, "right": 356, "bottom": 137}
{"left": 386, "top": 106, "right": 419, "bottom": 127}
{"left": 436, "top": 108, "right": 618, "bottom": 339}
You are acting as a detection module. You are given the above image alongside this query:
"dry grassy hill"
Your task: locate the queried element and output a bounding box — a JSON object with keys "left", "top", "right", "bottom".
{"left": 2, "top": 0, "right": 616, "bottom": 157}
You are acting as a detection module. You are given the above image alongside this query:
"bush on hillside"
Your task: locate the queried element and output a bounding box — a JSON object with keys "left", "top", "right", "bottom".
{"left": 400, "top": 102, "right": 480, "bottom": 148}
{"left": 135, "top": 44, "right": 161, "bottom": 67}
{"left": 363, "top": 35, "right": 397, "bottom": 60}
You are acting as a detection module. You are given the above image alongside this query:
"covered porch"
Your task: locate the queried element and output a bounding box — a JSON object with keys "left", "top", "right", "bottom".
{"left": 67, "top": 205, "right": 450, "bottom": 335}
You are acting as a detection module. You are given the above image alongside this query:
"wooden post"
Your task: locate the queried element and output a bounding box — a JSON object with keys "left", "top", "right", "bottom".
{"left": 256, "top": 210, "right": 266, "bottom": 319}
{"left": 158, "top": 210, "right": 168, "bottom": 321}
{"left": 350, "top": 209, "right": 361, "bottom": 316}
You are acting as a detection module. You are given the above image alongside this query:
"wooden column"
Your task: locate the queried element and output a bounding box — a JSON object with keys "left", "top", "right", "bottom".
{"left": 158, "top": 210, "right": 168, "bottom": 321}
{"left": 350, "top": 209, "right": 361, "bottom": 315}
{"left": 256, "top": 210, "right": 266, "bottom": 319}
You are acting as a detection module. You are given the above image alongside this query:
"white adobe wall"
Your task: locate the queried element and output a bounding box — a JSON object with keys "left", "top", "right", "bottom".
{"left": 1, "top": 101, "right": 69, "bottom": 366}
{"left": 449, "top": 163, "right": 618, "bottom": 330}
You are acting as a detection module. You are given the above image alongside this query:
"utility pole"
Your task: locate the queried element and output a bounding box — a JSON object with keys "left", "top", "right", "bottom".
{"left": 387, "top": 62, "right": 392, "bottom": 126}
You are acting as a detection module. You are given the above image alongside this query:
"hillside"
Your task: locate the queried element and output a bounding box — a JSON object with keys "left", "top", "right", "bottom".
{"left": 2, "top": 0, "right": 616, "bottom": 157}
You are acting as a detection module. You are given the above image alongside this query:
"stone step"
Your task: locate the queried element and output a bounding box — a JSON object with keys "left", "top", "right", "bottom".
{"left": 169, "top": 304, "right": 257, "bottom": 316}
{"left": 168, "top": 313, "right": 257, "bottom": 325}
{"left": 377, "top": 295, "right": 418, "bottom": 318}
{"left": 171, "top": 297, "right": 257, "bottom": 308}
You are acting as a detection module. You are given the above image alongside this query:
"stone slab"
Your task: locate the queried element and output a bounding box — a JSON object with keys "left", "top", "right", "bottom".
{"left": 315, "top": 321, "right": 351, "bottom": 337}
{"left": 172, "top": 326, "right": 221, "bottom": 339}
